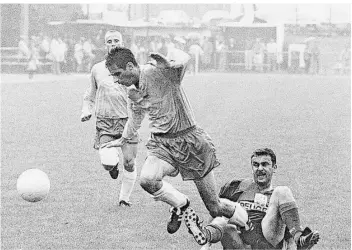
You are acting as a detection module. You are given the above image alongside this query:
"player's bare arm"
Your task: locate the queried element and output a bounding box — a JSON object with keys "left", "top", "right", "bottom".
{"left": 81, "top": 68, "right": 97, "bottom": 122}
{"left": 150, "top": 50, "right": 190, "bottom": 69}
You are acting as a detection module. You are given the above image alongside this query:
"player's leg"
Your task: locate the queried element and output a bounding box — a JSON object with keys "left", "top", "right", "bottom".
{"left": 200, "top": 216, "right": 249, "bottom": 249}
{"left": 194, "top": 172, "right": 237, "bottom": 219}
{"left": 185, "top": 173, "right": 252, "bottom": 246}
{"left": 98, "top": 134, "right": 120, "bottom": 179}
{"left": 140, "top": 155, "right": 191, "bottom": 234}
{"left": 222, "top": 224, "right": 248, "bottom": 249}
{"left": 118, "top": 141, "right": 138, "bottom": 206}
{"left": 96, "top": 118, "right": 126, "bottom": 180}
{"left": 262, "top": 186, "right": 320, "bottom": 249}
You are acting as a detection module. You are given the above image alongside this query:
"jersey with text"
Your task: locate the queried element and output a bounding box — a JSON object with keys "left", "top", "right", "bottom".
{"left": 219, "top": 178, "right": 273, "bottom": 223}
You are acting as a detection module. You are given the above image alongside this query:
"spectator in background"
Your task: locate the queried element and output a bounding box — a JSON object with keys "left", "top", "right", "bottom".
{"left": 252, "top": 38, "right": 265, "bottom": 72}
{"left": 27, "top": 38, "right": 39, "bottom": 79}
{"left": 57, "top": 37, "right": 67, "bottom": 74}
{"left": 216, "top": 37, "right": 227, "bottom": 72}
{"left": 228, "top": 38, "right": 236, "bottom": 71}
{"left": 165, "top": 36, "right": 175, "bottom": 56}
{"left": 83, "top": 38, "right": 96, "bottom": 72}
{"left": 49, "top": 35, "right": 61, "bottom": 74}
{"left": 40, "top": 35, "right": 50, "bottom": 62}
{"left": 309, "top": 40, "right": 320, "bottom": 74}
{"left": 130, "top": 38, "right": 139, "bottom": 57}
{"left": 201, "top": 36, "right": 213, "bottom": 71}
{"left": 18, "top": 35, "right": 30, "bottom": 59}
{"left": 65, "top": 37, "right": 76, "bottom": 73}
{"left": 158, "top": 38, "right": 168, "bottom": 57}
{"left": 95, "top": 29, "right": 105, "bottom": 49}
{"left": 149, "top": 37, "right": 157, "bottom": 53}
{"left": 266, "top": 38, "right": 278, "bottom": 72}
{"left": 188, "top": 39, "right": 204, "bottom": 75}
{"left": 336, "top": 43, "right": 351, "bottom": 75}
{"left": 244, "top": 39, "right": 253, "bottom": 71}
{"left": 304, "top": 41, "right": 312, "bottom": 74}
{"left": 155, "top": 37, "right": 163, "bottom": 53}
{"left": 74, "top": 37, "right": 85, "bottom": 73}
{"left": 137, "top": 41, "right": 148, "bottom": 65}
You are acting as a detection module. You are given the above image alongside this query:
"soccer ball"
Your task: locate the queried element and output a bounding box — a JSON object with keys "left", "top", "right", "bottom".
{"left": 17, "top": 169, "right": 50, "bottom": 202}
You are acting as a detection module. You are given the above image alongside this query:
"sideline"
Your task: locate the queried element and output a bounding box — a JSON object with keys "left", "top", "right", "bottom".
{"left": 0, "top": 73, "right": 89, "bottom": 84}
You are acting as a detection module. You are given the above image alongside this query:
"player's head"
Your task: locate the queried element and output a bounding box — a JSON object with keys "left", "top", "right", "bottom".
{"left": 105, "top": 47, "right": 139, "bottom": 87}
{"left": 105, "top": 30, "right": 123, "bottom": 53}
{"left": 250, "top": 148, "right": 277, "bottom": 188}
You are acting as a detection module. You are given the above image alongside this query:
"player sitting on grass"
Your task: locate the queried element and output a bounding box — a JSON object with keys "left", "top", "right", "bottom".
{"left": 198, "top": 148, "right": 320, "bottom": 249}
{"left": 101, "top": 47, "right": 242, "bottom": 245}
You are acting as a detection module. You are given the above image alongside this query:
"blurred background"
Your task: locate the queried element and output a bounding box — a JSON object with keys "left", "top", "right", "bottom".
{"left": 0, "top": 3, "right": 350, "bottom": 76}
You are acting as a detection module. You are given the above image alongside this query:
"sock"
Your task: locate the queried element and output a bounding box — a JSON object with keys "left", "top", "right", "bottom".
{"left": 279, "top": 201, "right": 303, "bottom": 240}
{"left": 119, "top": 169, "right": 137, "bottom": 202}
{"left": 204, "top": 224, "right": 224, "bottom": 243}
{"left": 152, "top": 181, "right": 188, "bottom": 208}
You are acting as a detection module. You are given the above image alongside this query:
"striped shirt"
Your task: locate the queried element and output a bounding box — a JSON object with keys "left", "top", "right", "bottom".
{"left": 82, "top": 60, "right": 128, "bottom": 119}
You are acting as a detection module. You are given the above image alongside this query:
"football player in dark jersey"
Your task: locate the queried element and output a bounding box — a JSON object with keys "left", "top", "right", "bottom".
{"left": 199, "top": 148, "right": 320, "bottom": 250}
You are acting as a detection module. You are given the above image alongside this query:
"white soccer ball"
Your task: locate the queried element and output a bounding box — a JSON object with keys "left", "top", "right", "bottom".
{"left": 17, "top": 169, "right": 50, "bottom": 202}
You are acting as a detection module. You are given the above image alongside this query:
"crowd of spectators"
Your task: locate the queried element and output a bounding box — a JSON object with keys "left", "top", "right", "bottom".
{"left": 17, "top": 32, "right": 98, "bottom": 76}
{"left": 16, "top": 31, "right": 350, "bottom": 77}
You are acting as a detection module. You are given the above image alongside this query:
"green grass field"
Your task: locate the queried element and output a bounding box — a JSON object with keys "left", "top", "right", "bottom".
{"left": 1, "top": 72, "right": 350, "bottom": 249}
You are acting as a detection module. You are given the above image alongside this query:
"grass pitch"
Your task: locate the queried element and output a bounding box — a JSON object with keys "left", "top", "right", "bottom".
{"left": 1, "top": 72, "right": 350, "bottom": 249}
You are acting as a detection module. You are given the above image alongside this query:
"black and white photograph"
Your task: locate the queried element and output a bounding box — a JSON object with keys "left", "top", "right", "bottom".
{"left": 1, "top": 2, "right": 350, "bottom": 250}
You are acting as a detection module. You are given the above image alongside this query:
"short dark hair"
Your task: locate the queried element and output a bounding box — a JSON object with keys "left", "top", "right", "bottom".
{"left": 251, "top": 148, "right": 276, "bottom": 166}
{"left": 105, "top": 47, "right": 138, "bottom": 70}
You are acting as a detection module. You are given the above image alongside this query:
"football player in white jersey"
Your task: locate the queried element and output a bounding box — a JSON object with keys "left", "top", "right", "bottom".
{"left": 81, "top": 30, "right": 139, "bottom": 207}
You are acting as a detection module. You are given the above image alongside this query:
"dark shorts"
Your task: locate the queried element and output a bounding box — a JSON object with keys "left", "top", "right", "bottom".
{"left": 146, "top": 126, "right": 220, "bottom": 181}
{"left": 94, "top": 117, "right": 139, "bottom": 149}
{"left": 240, "top": 222, "right": 286, "bottom": 250}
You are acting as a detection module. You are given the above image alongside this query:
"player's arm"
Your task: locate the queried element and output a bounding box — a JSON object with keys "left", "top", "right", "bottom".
{"left": 81, "top": 67, "right": 97, "bottom": 122}
{"left": 149, "top": 52, "right": 171, "bottom": 68}
{"left": 150, "top": 49, "right": 190, "bottom": 82}
{"left": 150, "top": 49, "right": 190, "bottom": 69}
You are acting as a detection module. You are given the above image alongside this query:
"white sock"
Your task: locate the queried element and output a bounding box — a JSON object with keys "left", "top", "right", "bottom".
{"left": 152, "top": 181, "right": 188, "bottom": 208}
{"left": 119, "top": 169, "right": 137, "bottom": 203}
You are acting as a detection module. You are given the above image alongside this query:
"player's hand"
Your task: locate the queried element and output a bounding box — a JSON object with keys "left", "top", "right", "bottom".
{"left": 169, "top": 60, "right": 183, "bottom": 69}
{"left": 80, "top": 111, "right": 92, "bottom": 122}
{"left": 149, "top": 52, "right": 170, "bottom": 68}
{"left": 127, "top": 87, "right": 143, "bottom": 103}
{"left": 101, "top": 138, "right": 126, "bottom": 148}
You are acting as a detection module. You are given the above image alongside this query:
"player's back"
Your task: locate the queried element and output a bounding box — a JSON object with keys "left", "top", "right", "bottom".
{"left": 138, "top": 63, "right": 196, "bottom": 134}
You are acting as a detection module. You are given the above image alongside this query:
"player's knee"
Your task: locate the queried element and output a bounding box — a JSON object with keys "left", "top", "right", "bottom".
{"left": 273, "top": 186, "right": 294, "bottom": 201}
{"left": 208, "top": 204, "right": 221, "bottom": 218}
{"left": 99, "top": 147, "right": 119, "bottom": 166}
{"left": 139, "top": 174, "right": 158, "bottom": 192}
